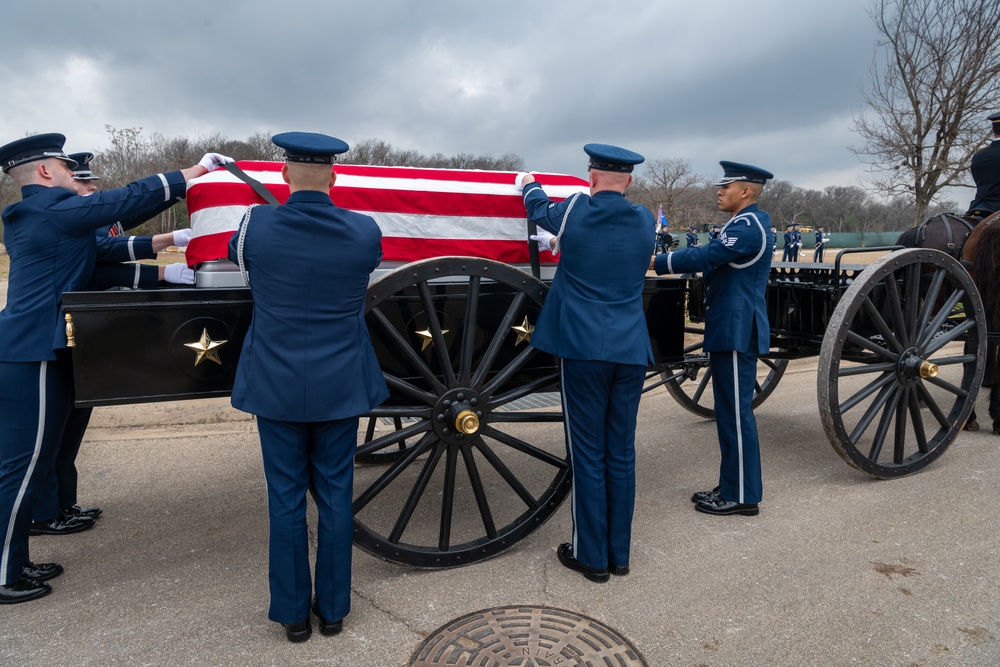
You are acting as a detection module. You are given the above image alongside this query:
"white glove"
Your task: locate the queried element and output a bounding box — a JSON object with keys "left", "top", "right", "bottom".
{"left": 172, "top": 228, "right": 193, "bottom": 247}
{"left": 515, "top": 172, "right": 531, "bottom": 192}
{"left": 198, "top": 153, "right": 235, "bottom": 172}
{"left": 529, "top": 230, "right": 556, "bottom": 253}
{"left": 164, "top": 263, "right": 195, "bottom": 285}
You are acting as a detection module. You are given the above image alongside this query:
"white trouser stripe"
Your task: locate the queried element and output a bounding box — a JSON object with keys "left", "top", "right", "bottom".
{"left": 131, "top": 264, "right": 141, "bottom": 289}
{"left": 127, "top": 236, "right": 137, "bottom": 261}
{"left": 0, "top": 362, "right": 47, "bottom": 585}
{"left": 731, "top": 351, "right": 744, "bottom": 504}
{"left": 560, "top": 358, "right": 578, "bottom": 556}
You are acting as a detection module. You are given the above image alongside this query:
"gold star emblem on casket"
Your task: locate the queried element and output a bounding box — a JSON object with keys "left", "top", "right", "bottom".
{"left": 183, "top": 328, "right": 228, "bottom": 366}
{"left": 416, "top": 327, "right": 448, "bottom": 351}
{"left": 511, "top": 316, "right": 535, "bottom": 346}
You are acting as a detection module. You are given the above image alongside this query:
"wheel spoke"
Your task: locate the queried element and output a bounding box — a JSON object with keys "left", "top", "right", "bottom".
{"left": 353, "top": 432, "right": 435, "bottom": 512}
{"left": 370, "top": 306, "right": 447, "bottom": 395}
{"left": 458, "top": 276, "right": 481, "bottom": 385}
{"left": 481, "top": 425, "right": 568, "bottom": 469}
{"left": 490, "top": 411, "right": 564, "bottom": 423}
{"left": 884, "top": 271, "right": 909, "bottom": 348}
{"left": 891, "top": 386, "right": 910, "bottom": 464}
{"left": 438, "top": 446, "right": 458, "bottom": 551}
{"left": 837, "top": 362, "right": 897, "bottom": 377}
{"left": 383, "top": 374, "right": 439, "bottom": 406}
{"left": 866, "top": 384, "right": 903, "bottom": 463}
{"left": 928, "top": 353, "right": 977, "bottom": 366}
{"left": 690, "top": 365, "right": 713, "bottom": 404}
{"left": 862, "top": 294, "right": 905, "bottom": 354}
{"left": 388, "top": 442, "right": 446, "bottom": 544}
{"left": 848, "top": 381, "right": 896, "bottom": 445}
{"left": 487, "top": 371, "right": 560, "bottom": 409}
{"left": 916, "top": 289, "right": 963, "bottom": 350}
{"left": 367, "top": 405, "right": 432, "bottom": 419}
{"left": 355, "top": 419, "right": 431, "bottom": 458}
{"left": 914, "top": 381, "right": 951, "bottom": 430}
{"left": 481, "top": 345, "right": 542, "bottom": 400}
{"left": 922, "top": 317, "right": 975, "bottom": 356}
{"left": 839, "top": 370, "right": 895, "bottom": 413}
{"left": 471, "top": 291, "right": 528, "bottom": 388}
{"left": 923, "top": 373, "right": 969, "bottom": 399}
{"left": 846, "top": 329, "right": 899, "bottom": 362}
{"left": 472, "top": 436, "right": 542, "bottom": 509}
{"left": 915, "top": 267, "right": 947, "bottom": 336}
{"left": 907, "top": 388, "right": 929, "bottom": 454}
{"left": 459, "top": 443, "right": 498, "bottom": 539}
{"left": 417, "top": 280, "right": 457, "bottom": 388}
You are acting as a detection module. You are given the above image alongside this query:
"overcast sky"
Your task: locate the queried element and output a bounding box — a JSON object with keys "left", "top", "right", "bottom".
{"left": 2, "top": 0, "right": 942, "bottom": 197}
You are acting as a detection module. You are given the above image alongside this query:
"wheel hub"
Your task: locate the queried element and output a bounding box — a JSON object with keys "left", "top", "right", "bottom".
{"left": 897, "top": 347, "right": 937, "bottom": 384}
{"left": 433, "top": 388, "right": 486, "bottom": 444}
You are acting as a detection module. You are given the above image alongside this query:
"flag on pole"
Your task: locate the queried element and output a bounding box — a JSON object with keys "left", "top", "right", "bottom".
{"left": 657, "top": 204, "right": 667, "bottom": 229}
{"left": 184, "top": 162, "right": 588, "bottom": 268}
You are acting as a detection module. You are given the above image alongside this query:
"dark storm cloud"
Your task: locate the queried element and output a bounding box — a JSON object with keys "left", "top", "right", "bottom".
{"left": 0, "top": 0, "right": 882, "bottom": 188}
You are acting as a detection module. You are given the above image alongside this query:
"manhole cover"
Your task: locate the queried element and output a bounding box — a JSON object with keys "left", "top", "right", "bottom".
{"left": 409, "top": 605, "right": 647, "bottom": 666}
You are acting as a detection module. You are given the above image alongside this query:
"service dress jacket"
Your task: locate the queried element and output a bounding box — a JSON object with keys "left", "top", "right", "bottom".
{"left": 654, "top": 204, "right": 773, "bottom": 354}
{"left": 521, "top": 183, "right": 655, "bottom": 367}
{"left": 969, "top": 139, "right": 1000, "bottom": 214}
{"left": 0, "top": 173, "right": 188, "bottom": 361}
{"left": 228, "top": 190, "right": 389, "bottom": 422}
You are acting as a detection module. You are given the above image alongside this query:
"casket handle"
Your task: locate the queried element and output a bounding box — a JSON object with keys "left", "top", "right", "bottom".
{"left": 65, "top": 313, "right": 76, "bottom": 348}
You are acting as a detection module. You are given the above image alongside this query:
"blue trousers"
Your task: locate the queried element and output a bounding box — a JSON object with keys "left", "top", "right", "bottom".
{"left": 257, "top": 416, "right": 358, "bottom": 625}
{"left": 560, "top": 358, "right": 645, "bottom": 572}
{"left": 709, "top": 350, "right": 763, "bottom": 504}
{"left": 33, "top": 406, "right": 92, "bottom": 521}
{"left": 0, "top": 357, "right": 74, "bottom": 585}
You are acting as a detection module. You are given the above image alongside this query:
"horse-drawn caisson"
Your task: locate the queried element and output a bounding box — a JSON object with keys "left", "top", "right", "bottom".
{"left": 62, "top": 160, "right": 988, "bottom": 568}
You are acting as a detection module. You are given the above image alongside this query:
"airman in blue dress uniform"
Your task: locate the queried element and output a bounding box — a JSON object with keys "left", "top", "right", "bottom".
{"left": 228, "top": 132, "right": 388, "bottom": 641}
{"left": 966, "top": 112, "right": 1000, "bottom": 219}
{"left": 686, "top": 226, "right": 700, "bottom": 247}
{"left": 518, "top": 143, "right": 654, "bottom": 583}
{"left": 29, "top": 153, "right": 197, "bottom": 539}
{"left": 652, "top": 161, "right": 774, "bottom": 516}
{"left": 0, "top": 133, "right": 224, "bottom": 604}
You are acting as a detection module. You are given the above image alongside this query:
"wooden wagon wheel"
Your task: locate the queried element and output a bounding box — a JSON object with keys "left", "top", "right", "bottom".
{"left": 354, "top": 257, "right": 569, "bottom": 568}
{"left": 817, "top": 248, "right": 986, "bottom": 478}
{"left": 657, "top": 320, "right": 788, "bottom": 419}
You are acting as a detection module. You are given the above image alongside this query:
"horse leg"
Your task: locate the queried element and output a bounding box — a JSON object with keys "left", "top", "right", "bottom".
{"left": 965, "top": 406, "right": 980, "bottom": 431}
{"left": 990, "top": 387, "right": 1000, "bottom": 435}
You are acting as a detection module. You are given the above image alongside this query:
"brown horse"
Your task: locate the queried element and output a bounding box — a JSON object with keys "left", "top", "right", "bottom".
{"left": 897, "top": 210, "right": 1000, "bottom": 432}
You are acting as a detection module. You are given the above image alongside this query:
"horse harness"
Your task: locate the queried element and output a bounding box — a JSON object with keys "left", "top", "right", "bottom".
{"left": 909, "top": 213, "right": 979, "bottom": 259}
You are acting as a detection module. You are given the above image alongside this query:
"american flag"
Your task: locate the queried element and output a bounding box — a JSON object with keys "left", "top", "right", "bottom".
{"left": 184, "top": 161, "right": 588, "bottom": 268}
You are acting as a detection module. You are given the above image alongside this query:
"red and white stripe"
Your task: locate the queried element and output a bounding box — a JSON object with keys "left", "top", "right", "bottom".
{"left": 185, "top": 161, "right": 588, "bottom": 268}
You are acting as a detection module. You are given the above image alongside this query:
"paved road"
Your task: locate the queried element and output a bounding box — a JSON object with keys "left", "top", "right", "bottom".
{"left": 1, "top": 356, "right": 998, "bottom": 666}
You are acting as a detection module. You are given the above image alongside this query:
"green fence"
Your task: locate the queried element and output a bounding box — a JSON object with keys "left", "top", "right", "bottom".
{"left": 677, "top": 231, "right": 905, "bottom": 249}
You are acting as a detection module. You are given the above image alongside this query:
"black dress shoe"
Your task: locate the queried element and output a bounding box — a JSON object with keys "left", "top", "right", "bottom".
{"left": 282, "top": 619, "right": 312, "bottom": 643}
{"left": 691, "top": 485, "right": 721, "bottom": 503}
{"left": 695, "top": 495, "right": 759, "bottom": 516}
{"left": 556, "top": 543, "right": 609, "bottom": 583}
{"left": 312, "top": 602, "right": 344, "bottom": 636}
{"left": 29, "top": 515, "right": 95, "bottom": 536}
{"left": 63, "top": 505, "right": 102, "bottom": 520}
{"left": 22, "top": 562, "right": 63, "bottom": 582}
{"left": 608, "top": 564, "right": 630, "bottom": 576}
{"left": 0, "top": 577, "right": 52, "bottom": 604}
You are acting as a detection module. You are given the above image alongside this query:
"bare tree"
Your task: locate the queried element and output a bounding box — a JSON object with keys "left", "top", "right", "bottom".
{"left": 631, "top": 157, "right": 714, "bottom": 229}
{"left": 852, "top": 0, "right": 1000, "bottom": 223}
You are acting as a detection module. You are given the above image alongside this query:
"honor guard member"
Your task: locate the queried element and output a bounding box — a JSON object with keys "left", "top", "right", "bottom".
{"left": 0, "top": 133, "right": 228, "bottom": 604}
{"left": 228, "top": 132, "right": 388, "bottom": 642}
{"left": 686, "top": 226, "right": 700, "bottom": 247}
{"left": 652, "top": 161, "right": 774, "bottom": 516}
{"left": 28, "top": 153, "right": 196, "bottom": 539}
{"left": 708, "top": 224, "right": 721, "bottom": 241}
{"left": 966, "top": 112, "right": 1000, "bottom": 219}
{"left": 517, "top": 143, "right": 654, "bottom": 583}
{"left": 813, "top": 225, "right": 827, "bottom": 263}
{"left": 781, "top": 225, "right": 793, "bottom": 262}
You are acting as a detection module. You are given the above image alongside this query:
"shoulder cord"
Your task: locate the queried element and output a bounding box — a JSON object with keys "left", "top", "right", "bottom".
{"left": 552, "top": 192, "right": 582, "bottom": 255}
{"left": 726, "top": 211, "right": 768, "bottom": 270}
{"left": 236, "top": 204, "right": 260, "bottom": 286}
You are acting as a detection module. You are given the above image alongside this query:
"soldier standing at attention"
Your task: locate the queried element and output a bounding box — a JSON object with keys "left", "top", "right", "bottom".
{"left": 781, "top": 225, "right": 793, "bottom": 262}
{"left": 651, "top": 161, "right": 773, "bottom": 516}
{"left": 686, "top": 226, "right": 700, "bottom": 247}
{"left": 29, "top": 152, "right": 197, "bottom": 538}
{"left": 813, "top": 225, "right": 827, "bottom": 263}
{"left": 966, "top": 112, "right": 1000, "bottom": 219}
{"left": 0, "top": 133, "right": 227, "bottom": 604}
{"left": 228, "top": 132, "right": 388, "bottom": 642}
{"left": 518, "top": 143, "right": 654, "bottom": 583}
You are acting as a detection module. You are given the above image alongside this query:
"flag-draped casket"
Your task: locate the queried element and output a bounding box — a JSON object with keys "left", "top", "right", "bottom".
{"left": 184, "top": 162, "right": 589, "bottom": 268}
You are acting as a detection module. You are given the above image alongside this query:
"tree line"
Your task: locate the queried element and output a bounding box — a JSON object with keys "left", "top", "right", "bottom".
{"left": 0, "top": 126, "right": 961, "bottom": 244}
